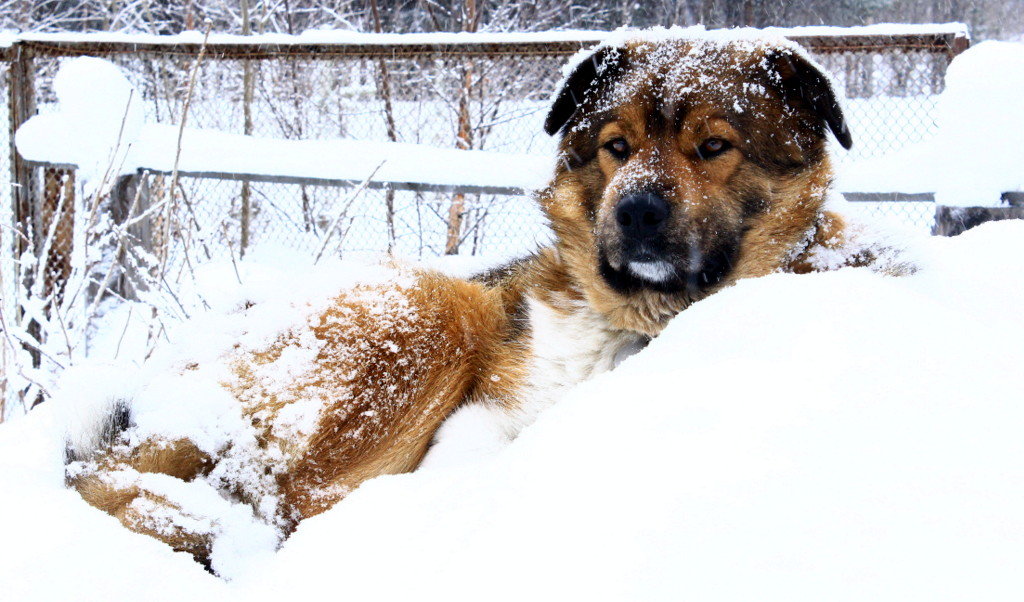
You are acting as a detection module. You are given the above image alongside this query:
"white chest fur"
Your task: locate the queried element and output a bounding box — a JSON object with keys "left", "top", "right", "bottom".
{"left": 421, "top": 293, "right": 646, "bottom": 470}
{"left": 508, "top": 294, "right": 645, "bottom": 431}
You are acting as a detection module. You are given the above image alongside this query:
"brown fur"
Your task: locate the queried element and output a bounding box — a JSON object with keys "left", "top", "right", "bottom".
{"left": 231, "top": 274, "right": 510, "bottom": 520}
{"left": 68, "top": 35, "right": 887, "bottom": 571}
{"left": 68, "top": 272, "right": 527, "bottom": 564}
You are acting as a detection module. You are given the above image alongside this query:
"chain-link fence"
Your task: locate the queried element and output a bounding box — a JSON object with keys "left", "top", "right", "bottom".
{"left": 0, "top": 29, "right": 969, "bottom": 416}
{"left": 7, "top": 31, "right": 968, "bottom": 263}
{"left": 809, "top": 33, "right": 967, "bottom": 232}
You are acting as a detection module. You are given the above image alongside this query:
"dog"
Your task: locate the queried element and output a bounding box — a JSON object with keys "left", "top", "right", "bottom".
{"left": 66, "top": 31, "right": 889, "bottom": 574}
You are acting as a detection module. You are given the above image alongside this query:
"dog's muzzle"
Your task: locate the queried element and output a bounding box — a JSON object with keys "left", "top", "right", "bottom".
{"left": 615, "top": 191, "right": 676, "bottom": 283}
{"left": 603, "top": 190, "right": 737, "bottom": 295}
{"left": 616, "top": 191, "right": 669, "bottom": 254}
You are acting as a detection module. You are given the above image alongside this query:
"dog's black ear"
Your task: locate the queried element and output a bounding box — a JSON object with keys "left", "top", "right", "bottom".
{"left": 545, "top": 46, "right": 622, "bottom": 136}
{"left": 769, "top": 48, "right": 853, "bottom": 150}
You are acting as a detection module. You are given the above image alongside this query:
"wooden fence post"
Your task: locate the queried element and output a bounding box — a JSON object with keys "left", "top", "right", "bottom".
{"left": 8, "top": 43, "right": 40, "bottom": 380}
{"left": 110, "top": 173, "right": 154, "bottom": 300}
{"left": 9, "top": 43, "right": 36, "bottom": 263}
{"left": 928, "top": 32, "right": 978, "bottom": 236}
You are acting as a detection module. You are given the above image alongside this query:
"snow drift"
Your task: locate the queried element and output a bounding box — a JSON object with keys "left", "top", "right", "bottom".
{"left": 838, "top": 40, "right": 1024, "bottom": 206}
{"left": 1, "top": 217, "right": 1022, "bottom": 600}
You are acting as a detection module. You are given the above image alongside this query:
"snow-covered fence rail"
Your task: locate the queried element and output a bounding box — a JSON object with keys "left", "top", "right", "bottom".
{"left": 0, "top": 26, "right": 970, "bottom": 418}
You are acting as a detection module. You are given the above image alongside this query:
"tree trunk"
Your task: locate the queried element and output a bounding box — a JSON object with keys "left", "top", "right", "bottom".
{"left": 240, "top": 0, "right": 253, "bottom": 257}
{"left": 446, "top": 0, "right": 478, "bottom": 256}
{"left": 370, "top": 0, "right": 398, "bottom": 252}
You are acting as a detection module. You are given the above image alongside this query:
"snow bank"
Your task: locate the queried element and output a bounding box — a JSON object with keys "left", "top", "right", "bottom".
{"left": 932, "top": 41, "right": 1024, "bottom": 204}
{"left": 837, "top": 41, "right": 1024, "bottom": 206}
{"left": 15, "top": 57, "right": 554, "bottom": 194}
{"left": 1, "top": 219, "right": 1022, "bottom": 600}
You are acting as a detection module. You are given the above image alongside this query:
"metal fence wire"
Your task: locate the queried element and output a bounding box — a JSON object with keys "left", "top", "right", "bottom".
{"left": 4, "top": 30, "right": 967, "bottom": 291}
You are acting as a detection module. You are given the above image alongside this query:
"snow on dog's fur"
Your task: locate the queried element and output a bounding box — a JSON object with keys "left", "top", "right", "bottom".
{"left": 66, "top": 30, "right": 909, "bottom": 575}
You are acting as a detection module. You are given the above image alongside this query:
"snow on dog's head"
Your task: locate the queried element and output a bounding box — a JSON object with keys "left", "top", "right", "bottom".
{"left": 541, "top": 30, "right": 852, "bottom": 335}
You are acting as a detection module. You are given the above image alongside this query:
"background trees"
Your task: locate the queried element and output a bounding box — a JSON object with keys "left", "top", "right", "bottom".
{"left": 2, "top": 0, "right": 1021, "bottom": 40}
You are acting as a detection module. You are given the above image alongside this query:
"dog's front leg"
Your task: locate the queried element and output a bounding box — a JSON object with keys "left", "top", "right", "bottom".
{"left": 418, "top": 402, "right": 519, "bottom": 472}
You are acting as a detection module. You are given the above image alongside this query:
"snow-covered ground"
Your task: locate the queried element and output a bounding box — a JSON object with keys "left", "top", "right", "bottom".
{"left": 1, "top": 217, "right": 1022, "bottom": 601}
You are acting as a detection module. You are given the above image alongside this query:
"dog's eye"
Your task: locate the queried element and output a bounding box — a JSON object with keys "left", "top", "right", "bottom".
{"left": 696, "top": 138, "right": 732, "bottom": 160}
{"left": 603, "top": 138, "right": 630, "bottom": 160}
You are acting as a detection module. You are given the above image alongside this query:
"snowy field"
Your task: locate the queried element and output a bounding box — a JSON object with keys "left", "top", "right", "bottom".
{"left": 1, "top": 217, "right": 1022, "bottom": 600}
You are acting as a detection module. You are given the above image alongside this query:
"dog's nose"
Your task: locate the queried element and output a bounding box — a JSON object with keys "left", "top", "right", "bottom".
{"left": 616, "top": 192, "right": 669, "bottom": 241}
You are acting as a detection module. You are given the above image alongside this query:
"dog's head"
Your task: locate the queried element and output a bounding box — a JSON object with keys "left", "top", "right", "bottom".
{"left": 542, "top": 35, "right": 850, "bottom": 334}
